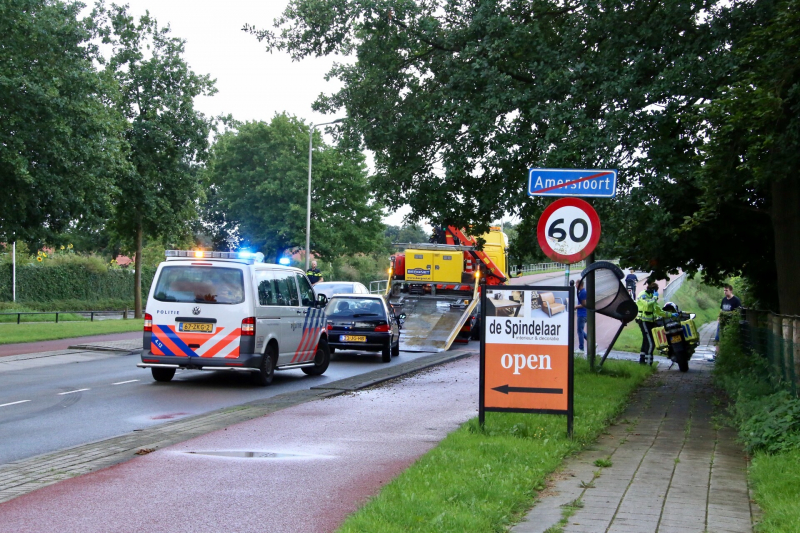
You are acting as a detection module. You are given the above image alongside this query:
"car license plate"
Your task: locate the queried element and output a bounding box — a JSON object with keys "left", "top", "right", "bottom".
{"left": 179, "top": 322, "right": 213, "bottom": 333}
{"left": 670, "top": 334, "right": 681, "bottom": 343}
{"left": 340, "top": 335, "right": 366, "bottom": 342}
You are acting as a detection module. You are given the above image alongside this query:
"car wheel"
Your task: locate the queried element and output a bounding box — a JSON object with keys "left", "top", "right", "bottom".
{"left": 151, "top": 367, "right": 175, "bottom": 382}
{"left": 253, "top": 345, "right": 276, "bottom": 386}
{"left": 382, "top": 342, "right": 392, "bottom": 363}
{"left": 303, "top": 338, "right": 331, "bottom": 376}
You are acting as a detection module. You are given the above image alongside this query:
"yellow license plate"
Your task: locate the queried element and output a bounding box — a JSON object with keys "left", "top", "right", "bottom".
{"left": 179, "top": 322, "right": 213, "bottom": 333}
{"left": 340, "top": 335, "right": 367, "bottom": 342}
{"left": 670, "top": 334, "right": 682, "bottom": 343}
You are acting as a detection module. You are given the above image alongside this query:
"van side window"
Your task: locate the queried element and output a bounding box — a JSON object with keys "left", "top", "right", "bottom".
{"left": 296, "top": 274, "right": 314, "bottom": 306}
{"left": 273, "top": 271, "right": 300, "bottom": 307}
{"left": 256, "top": 271, "right": 277, "bottom": 306}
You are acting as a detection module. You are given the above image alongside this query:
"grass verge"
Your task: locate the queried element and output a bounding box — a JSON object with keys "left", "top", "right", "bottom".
{"left": 0, "top": 319, "right": 143, "bottom": 345}
{"left": 337, "top": 357, "right": 653, "bottom": 532}
{"left": 750, "top": 449, "right": 800, "bottom": 532}
{"left": 614, "top": 275, "right": 720, "bottom": 353}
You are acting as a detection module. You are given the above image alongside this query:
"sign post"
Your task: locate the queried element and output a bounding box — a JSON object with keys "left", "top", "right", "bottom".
{"left": 479, "top": 284, "right": 575, "bottom": 436}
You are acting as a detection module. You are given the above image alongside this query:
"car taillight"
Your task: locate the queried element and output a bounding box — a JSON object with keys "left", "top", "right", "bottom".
{"left": 144, "top": 313, "right": 152, "bottom": 332}
{"left": 374, "top": 324, "right": 391, "bottom": 333}
{"left": 241, "top": 317, "right": 255, "bottom": 336}
{"left": 327, "top": 321, "right": 333, "bottom": 331}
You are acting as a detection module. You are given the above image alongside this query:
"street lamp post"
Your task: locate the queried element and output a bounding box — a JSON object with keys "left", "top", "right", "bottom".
{"left": 306, "top": 117, "right": 345, "bottom": 271}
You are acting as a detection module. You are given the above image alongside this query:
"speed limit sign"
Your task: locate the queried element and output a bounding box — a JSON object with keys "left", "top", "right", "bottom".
{"left": 537, "top": 198, "right": 601, "bottom": 264}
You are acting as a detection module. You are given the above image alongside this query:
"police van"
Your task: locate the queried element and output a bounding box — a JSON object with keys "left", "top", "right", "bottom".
{"left": 138, "top": 250, "right": 330, "bottom": 386}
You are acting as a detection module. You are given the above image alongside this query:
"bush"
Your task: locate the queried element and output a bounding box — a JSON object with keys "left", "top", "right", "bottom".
{"left": 0, "top": 256, "right": 154, "bottom": 304}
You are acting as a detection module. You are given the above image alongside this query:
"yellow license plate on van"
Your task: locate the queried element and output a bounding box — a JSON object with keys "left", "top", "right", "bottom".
{"left": 179, "top": 322, "right": 213, "bottom": 333}
{"left": 340, "top": 335, "right": 366, "bottom": 342}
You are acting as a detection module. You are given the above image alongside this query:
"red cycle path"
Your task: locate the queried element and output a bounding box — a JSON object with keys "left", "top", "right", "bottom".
{"left": 0, "top": 331, "right": 141, "bottom": 358}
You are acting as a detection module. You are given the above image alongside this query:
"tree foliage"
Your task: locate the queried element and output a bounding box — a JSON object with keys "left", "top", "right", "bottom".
{"left": 95, "top": 3, "right": 216, "bottom": 315}
{"left": 0, "top": 0, "right": 124, "bottom": 245}
{"left": 205, "top": 115, "right": 385, "bottom": 262}
{"left": 254, "top": 0, "right": 798, "bottom": 311}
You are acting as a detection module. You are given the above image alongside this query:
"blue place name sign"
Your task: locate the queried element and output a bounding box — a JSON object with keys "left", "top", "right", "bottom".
{"left": 528, "top": 168, "right": 617, "bottom": 198}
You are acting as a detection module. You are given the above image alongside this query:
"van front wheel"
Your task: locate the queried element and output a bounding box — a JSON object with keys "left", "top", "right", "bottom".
{"left": 303, "top": 339, "right": 330, "bottom": 376}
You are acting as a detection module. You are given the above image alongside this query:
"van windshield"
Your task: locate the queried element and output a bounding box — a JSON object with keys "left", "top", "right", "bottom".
{"left": 153, "top": 266, "right": 245, "bottom": 304}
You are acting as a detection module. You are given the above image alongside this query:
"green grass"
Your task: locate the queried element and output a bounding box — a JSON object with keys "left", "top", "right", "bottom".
{"left": 750, "top": 449, "right": 800, "bottom": 532}
{"left": 613, "top": 275, "right": 721, "bottom": 353}
{"left": 0, "top": 319, "right": 143, "bottom": 344}
{"left": 337, "top": 358, "right": 653, "bottom": 532}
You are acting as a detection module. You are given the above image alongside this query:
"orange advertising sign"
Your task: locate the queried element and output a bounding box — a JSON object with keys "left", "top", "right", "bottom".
{"left": 480, "top": 286, "right": 574, "bottom": 419}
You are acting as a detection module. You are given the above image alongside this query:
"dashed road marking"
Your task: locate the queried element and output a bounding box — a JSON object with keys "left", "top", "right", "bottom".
{"left": 112, "top": 380, "right": 139, "bottom": 385}
{"left": 0, "top": 400, "right": 31, "bottom": 408}
{"left": 58, "top": 389, "right": 89, "bottom": 395}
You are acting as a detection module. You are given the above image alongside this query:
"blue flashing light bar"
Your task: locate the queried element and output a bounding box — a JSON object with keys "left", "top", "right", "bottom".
{"left": 278, "top": 257, "right": 291, "bottom": 265}
{"left": 164, "top": 250, "right": 264, "bottom": 263}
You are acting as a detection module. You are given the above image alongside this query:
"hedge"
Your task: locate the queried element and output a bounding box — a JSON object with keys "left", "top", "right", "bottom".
{"left": 0, "top": 263, "right": 155, "bottom": 303}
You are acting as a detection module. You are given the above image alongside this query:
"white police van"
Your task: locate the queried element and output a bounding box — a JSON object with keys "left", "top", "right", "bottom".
{"left": 138, "top": 250, "right": 329, "bottom": 385}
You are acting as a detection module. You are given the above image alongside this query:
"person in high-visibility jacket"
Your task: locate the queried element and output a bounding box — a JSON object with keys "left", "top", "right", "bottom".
{"left": 636, "top": 282, "right": 667, "bottom": 365}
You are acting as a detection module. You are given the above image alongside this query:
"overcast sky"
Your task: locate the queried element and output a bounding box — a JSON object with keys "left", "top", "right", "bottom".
{"left": 101, "top": 0, "right": 412, "bottom": 227}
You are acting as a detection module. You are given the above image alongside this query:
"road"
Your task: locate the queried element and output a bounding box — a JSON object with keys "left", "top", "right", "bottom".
{"left": 0, "top": 346, "right": 447, "bottom": 465}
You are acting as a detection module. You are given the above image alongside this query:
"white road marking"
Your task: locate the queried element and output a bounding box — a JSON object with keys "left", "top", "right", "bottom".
{"left": 58, "top": 388, "right": 89, "bottom": 395}
{"left": 112, "top": 379, "right": 139, "bottom": 385}
{"left": 0, "top": 400, "right": 31, "bottom": 408}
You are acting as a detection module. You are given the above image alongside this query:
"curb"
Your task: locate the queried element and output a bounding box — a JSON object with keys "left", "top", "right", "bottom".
{"left": 0, "top": 348, "right": 475, "bottom": 504}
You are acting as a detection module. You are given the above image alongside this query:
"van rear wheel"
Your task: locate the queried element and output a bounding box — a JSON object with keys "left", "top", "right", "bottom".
{"left": 253, "top": 346, "right": 276, "bottom": 386}
{"left": 303, "top": 339, "right": 330, "bottom": 376}
{"left": 152, "top": 367, "right": 175, "bottom": 382}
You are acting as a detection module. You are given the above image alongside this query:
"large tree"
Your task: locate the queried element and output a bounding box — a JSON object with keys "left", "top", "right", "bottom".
{"left": 96, "top": 4, "right": 216, "bottom": 317}
{"left": 0, "top": 0, "right": 124, "bottom": 245}
{"left": 205, "top": 115, "right": 385, "bottom": 262}
{"left": 251, "top": 0, "right": 798, "bottom": 312}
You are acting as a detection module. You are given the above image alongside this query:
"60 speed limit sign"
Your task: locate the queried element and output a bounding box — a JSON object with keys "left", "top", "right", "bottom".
{"left": 537, "top": 198, "right": 601, "bottom": 264}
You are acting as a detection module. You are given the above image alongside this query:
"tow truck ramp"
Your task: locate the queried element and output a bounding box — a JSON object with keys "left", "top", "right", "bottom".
{"left": 390, "top": 291, "right": 478, "bottom": 353}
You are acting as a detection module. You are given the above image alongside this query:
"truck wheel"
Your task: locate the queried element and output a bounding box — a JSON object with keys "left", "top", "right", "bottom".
{"left": 151, "top": 367, "right": 175, "bottom": 382}
{"left": 303, "top": 339, "right": 330, "bottom": 376}
{"left": 253, "top": 346, "right": 276, "bottom": 386}
{"left": 382, "top": 343, "right": 391, "bottom": 363}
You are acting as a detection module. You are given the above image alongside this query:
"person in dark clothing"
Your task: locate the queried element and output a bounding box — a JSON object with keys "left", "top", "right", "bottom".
{"left": 716, "top": 284, "right": 742, "bottom": 342}
{"left": 576, "top": 280, "right": 588, "bottom": 352}
{"left": 625, "top": 269, "right": 638, "bottom": 298}
{"left": 306, "top": 260, "right": 324, "bottom": 286}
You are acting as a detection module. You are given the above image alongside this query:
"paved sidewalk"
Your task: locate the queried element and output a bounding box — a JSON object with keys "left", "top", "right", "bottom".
{"left": 513, "top": 322, "right": 757, "bottom": 533}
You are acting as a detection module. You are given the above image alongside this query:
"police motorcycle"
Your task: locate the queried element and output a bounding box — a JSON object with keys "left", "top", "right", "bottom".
{"left": 653, "top": 302, "right": 698, "bottom": 373}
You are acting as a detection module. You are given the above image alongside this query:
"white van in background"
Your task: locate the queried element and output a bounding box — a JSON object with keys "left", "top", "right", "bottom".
{"left": 138, "top": 250, "right": 330, "bottom": 386}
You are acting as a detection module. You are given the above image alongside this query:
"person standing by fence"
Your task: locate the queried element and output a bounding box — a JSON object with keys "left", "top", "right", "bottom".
{"left": 716, "top": 284, "right": 742, "bottom": 342}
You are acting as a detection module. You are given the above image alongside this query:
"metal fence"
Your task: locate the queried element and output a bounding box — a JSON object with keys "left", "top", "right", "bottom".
{"left": 737, "top": 309, "right": 800, "bottom": 392}
{"left": 0, "top": 310, "right": 130, "bottom": 324}
{"left": 663, "top": 272, "right": 687, "bottom": 303}
{"left": 509, "top": 259, "right": 621, "bottom": 277}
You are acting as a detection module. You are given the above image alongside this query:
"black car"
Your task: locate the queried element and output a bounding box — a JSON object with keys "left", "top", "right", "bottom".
{"left": 326, "top": 295, "right": 404, "bottom": 362}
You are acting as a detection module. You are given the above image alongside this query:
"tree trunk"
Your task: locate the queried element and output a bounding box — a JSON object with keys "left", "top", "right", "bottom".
{"left": 771, "top": 176, "right": 800, "bottom": 315}
{"left": 134, "top": 224, "right": 143, "bottom": 319}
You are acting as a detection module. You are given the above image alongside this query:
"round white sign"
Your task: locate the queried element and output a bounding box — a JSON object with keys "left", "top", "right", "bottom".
{"left": 543, "top": 205, "right": 593, "bottom": 256}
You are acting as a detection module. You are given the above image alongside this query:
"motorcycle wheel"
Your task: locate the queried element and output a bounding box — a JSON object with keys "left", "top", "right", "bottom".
{"left": 678, "top": 356, "right": 689, "bottom": 372}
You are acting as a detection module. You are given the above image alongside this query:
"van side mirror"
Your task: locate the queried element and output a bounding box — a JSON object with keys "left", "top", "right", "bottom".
{"left": 316, "top": 293, "right": 328, "bottom": 308}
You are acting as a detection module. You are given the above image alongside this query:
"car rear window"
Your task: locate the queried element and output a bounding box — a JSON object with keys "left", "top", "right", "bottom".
{"left": 327, "top": 297, "right": 386, "bottom": 318}
{"left": 153, "top": 266, "right": 245, "bottom": 304}
{"left": 319, "top": 283, "right": 356, "bottom": 294}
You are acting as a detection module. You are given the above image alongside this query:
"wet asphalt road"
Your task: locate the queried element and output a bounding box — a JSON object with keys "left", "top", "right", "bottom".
{"left": 0, "top": 346, "right": 454, "bottom": 465}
